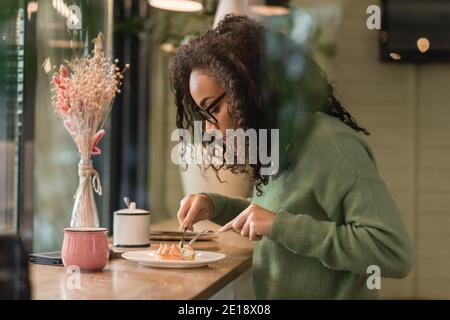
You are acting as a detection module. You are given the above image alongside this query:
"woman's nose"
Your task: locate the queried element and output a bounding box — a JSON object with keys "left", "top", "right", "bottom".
{"left": 205, "top": 121, "right": 219, "bottom": 131}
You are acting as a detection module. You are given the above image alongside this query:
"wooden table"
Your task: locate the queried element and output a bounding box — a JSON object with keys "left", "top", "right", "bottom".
{"left": 30, "top": 219, "right": 254, "bottom": 300}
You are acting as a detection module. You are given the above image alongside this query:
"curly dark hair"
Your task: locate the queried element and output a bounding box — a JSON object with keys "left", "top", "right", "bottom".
{"left": 170, "top": 14, "right": 369, "bottom": 196}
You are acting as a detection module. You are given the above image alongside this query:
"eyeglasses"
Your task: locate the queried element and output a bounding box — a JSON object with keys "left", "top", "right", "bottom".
{"left": 195, "top": 92, "right": 226, "bottom": 125}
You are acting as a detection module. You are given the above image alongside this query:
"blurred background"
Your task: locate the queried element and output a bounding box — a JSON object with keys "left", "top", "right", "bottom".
{"left": 1, "top": 0, "right": 450, "bottom": 299}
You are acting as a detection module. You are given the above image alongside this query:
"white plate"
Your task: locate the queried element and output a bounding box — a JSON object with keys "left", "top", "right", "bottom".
{"left": 122, "top": 250, "right": 226, "bottom": 268}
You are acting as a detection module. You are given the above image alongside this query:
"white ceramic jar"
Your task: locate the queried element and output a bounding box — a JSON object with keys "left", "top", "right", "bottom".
{"left": 113, "top": 202, "right": 150, "bottom": 247}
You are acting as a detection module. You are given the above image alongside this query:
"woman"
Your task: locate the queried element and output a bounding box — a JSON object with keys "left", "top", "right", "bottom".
{"left": 170, "top": 15, "right": 412, "bottom": 299}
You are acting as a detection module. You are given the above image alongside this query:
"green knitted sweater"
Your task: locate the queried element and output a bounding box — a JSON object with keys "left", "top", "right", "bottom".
{"left": 205, "top": 111, "right": 412, "bottom": 299}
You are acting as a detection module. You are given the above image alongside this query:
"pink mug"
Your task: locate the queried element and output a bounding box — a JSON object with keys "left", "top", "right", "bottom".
{"left": 61, "top": 227, "right": 109, "bottom": 271}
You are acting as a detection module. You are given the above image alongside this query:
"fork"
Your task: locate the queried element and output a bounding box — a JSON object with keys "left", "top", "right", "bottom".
{"left": 188, "top": 229, "right": 215, "bottom": 246}
{"left": 179, "top": 227, "right": 187, "bottom": 249}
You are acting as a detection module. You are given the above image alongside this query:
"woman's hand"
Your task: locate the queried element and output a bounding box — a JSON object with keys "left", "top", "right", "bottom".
{"left": 177, "top": 194, "right": 215, "bottom": 231}
{"left": 217, "top": 204, "right": 276, "bottom": 241}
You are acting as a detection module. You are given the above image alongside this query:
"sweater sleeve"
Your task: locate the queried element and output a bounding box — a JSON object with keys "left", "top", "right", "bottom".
{"left": 202, "top": 192, "right": 251, "bottom": 225}
{"left": 267, "top": 176, "right": 413, "bottom": 278}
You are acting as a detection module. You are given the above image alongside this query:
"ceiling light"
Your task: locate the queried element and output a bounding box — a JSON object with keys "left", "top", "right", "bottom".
{"left": 148, "top": 0, "right": 203, "bottom": 13}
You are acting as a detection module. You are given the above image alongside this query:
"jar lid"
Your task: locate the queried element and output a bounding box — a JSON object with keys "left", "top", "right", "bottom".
{"left": 114, "top": 202, "right": 150, "bottom": 215}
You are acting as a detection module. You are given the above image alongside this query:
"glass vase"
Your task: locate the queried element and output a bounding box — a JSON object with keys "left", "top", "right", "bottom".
{"left": 70, "top": 159, "right": 100, "bottom": 228}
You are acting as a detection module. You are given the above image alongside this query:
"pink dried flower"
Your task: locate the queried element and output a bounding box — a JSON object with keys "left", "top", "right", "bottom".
{"left": 63, "top": 120, "right": 75, "bottom": 135}
{"left": 60, "top": 65, "right": 68, "bottom": 78}
{"left": 91, "top": 129, "right": 105, "bottom": 155}
{"left": 52, "top": 75, "right": 60, "bottom": 86}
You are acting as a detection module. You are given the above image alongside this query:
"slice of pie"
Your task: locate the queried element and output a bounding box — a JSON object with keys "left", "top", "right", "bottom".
{"left": 156, "top": 243, "right": 196, "bottom": 260}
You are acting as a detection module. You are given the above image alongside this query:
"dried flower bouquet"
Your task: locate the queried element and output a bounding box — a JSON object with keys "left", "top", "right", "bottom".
{"left": 50, "top": 32, "right": 129, "bottom": 227}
